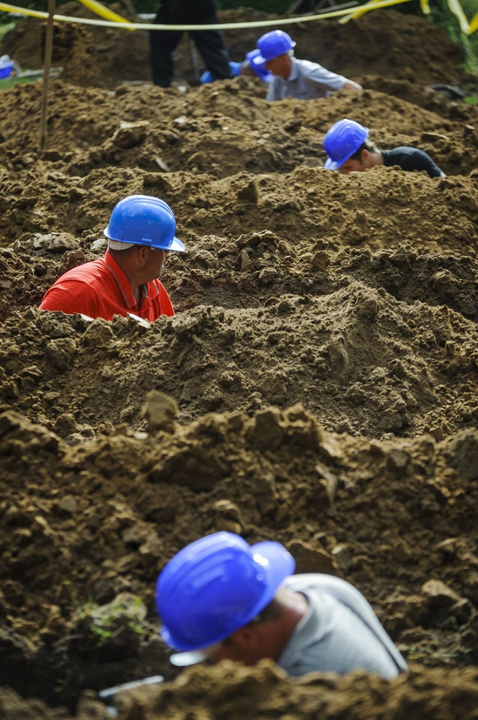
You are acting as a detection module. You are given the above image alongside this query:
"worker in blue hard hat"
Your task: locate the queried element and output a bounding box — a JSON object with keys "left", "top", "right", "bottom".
{"left": 39, "top": 195, "right": 185, "bottom": 322}
{"left": 200, "top": 49, "right": 272, "bottom": 85}
{"left": 156, "top": 532, "right": 408, "bottom": 678}
{"left": 323, "top": 118, "right": 445, "bottom": 178}
{"left": 251, "top": 30, "right": 362, "bottom": 102}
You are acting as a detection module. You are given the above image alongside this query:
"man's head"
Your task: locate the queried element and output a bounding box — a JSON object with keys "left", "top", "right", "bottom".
{"left": 105, "top": 195, "right": 185, "bottom": 253}
{"left": 323, "top": 119, "right": 375, "bottom": 174}
{"left": 156, "top": 532, "right": 296, "bottom": 667}
{"left": 104, "top": 195, "right": 185, "bottom": 282}
{"left": 253, "top": 30, "right": 295, "bottom": 79}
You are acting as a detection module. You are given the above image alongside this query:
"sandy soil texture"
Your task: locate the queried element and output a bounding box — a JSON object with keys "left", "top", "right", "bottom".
{"left": 0, "top": 5, "right": 477, "bottom": 719}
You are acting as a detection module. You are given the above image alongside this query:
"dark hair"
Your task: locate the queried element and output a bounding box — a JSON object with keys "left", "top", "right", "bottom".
{"left": 349, "top": 141, "right": 377, "bottom": 161}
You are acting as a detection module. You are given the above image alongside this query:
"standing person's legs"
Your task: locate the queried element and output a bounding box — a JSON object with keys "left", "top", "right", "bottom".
{"left": 150, "top": 29, "right": 183, "bottom": 87}
{"left": 191, "top": 29, "right": 233, "bottom": 80}
{"left": 187, "top": 0, "right": 232, "bottom": 80}
{"left": 149, "top": 6, "right": 183, "bottom": 87}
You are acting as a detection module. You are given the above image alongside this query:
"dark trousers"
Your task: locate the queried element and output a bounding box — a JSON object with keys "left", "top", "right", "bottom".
{"left": 149, "top": 1, "right": 232, "bottom": 87}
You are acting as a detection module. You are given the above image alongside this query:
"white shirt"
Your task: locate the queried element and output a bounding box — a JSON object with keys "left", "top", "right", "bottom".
{"left": 266, "top": 57, "right": 347, "bottom": 102}
{"left": 278, "top": 574, "right": 408, "bottom": 678}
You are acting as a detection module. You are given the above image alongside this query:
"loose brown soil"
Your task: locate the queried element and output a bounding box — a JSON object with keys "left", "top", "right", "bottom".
{"left": 0, "top": 5, "right": 477, "bottom": 719}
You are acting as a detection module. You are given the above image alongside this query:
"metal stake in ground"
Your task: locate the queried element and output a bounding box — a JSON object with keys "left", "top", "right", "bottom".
{"left": 39, "top": 0, "right": 55, "bottom": 150}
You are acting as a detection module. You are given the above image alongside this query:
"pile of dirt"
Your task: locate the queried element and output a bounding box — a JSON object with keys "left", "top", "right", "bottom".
{"left": 2, "top": 664, "right": 478, "bottom": 720}
{"left": 0, "top": 5, "right": 477, "bottom": 720}
{"left": 2, "top": 405, "right": 478, "bottom": 707}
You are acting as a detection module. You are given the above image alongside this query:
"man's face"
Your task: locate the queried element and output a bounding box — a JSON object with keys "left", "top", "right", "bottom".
{"left": 339, "top": 149, "right": 374, "bottom": 175}
{"left": 339, "top": 157, "right": 365, "bottom": 175}
{"left": 145, "top": 247, "right": 166, "bottom": 279}
{"left": 207, "top": 630, "right": 265, "bottom": 667}
{"left": 264, "top": 53, "right": 291, "bottom": 79}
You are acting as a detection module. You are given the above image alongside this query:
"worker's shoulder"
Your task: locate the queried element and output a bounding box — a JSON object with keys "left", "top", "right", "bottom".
{"left": 390, "top": 145, "right": 427, "bottom": 155}
{"left": 54, "top": 256, "right": 107, "bottom": 284}
{"left": 295, "top": 57, "right": 326, "bottom": 73}
{"left": 386, "top": 146, "right": 437, "bottom": 162}
{"left": 385, "top": 146, "right": 441, "bottom": 174}
{"left": 285, "top": 573, "right": 352, "bottom": 593}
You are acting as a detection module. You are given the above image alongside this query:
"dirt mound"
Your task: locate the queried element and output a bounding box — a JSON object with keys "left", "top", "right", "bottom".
{"left": 2, "top": 664, "right": 478, "bottom": 720}
{"left": 1, "top": 276, "right": 477, "bottom": 439}
{"left": 0, "top": 5, "right": 477, "bottom": 719}
{"left": 1, "top": 406, "right": 478, "bottom": 706}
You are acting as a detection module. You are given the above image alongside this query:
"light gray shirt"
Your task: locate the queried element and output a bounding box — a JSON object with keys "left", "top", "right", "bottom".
{"left": 278, "top": 574, "right": 408, "bottom": 678}
{"left": 266, "top": 57, "right": 347, "bottom": 102}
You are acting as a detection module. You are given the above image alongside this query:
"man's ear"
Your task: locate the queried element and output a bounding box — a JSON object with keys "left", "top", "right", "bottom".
{"left": 231, "top": 625, "right": 260, "bottom": 648}
{"left": 361, "top": 149, "right": 373, "bottom": 166}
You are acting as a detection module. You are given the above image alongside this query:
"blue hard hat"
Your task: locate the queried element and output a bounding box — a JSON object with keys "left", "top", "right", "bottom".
{"left": 254, "top": 30, "right": 296, "bottom": 64}
{"left": 156, "top": 532, "right": 295, "bottom": 657}
{"left": 104, "top": 195, "right": 185, "bottom": 251}
{"left": 323, "top": 119, "right": 370, "bottom": 171}
{"left": 245, "top": 49, "right": 273, "bottom": 83}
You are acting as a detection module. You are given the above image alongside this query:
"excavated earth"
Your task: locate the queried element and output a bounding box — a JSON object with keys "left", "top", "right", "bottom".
{"left": 0, "top": 5, "right": 478, "bottom": 719}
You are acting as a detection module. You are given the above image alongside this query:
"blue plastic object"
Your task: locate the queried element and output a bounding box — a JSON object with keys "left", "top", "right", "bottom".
{"left": 245, "top": 49, "right": 273, "bottom": 82}
{"left": 104, "top": 195, "right": 185, "bottom": 251}
{"left": 156, "top": 532, "right": 295, "bottom": 651}
{"left": 254, "top": 30, "right": 296, "bottom": 63}
{"left": 0, "top": 55, "right": 14, "bottom": 79}
{"left": 323, "top": 119, "right": 370, "bottom": 170}
{"left": 200, "top": 61, "right": 242, "bottom": 84}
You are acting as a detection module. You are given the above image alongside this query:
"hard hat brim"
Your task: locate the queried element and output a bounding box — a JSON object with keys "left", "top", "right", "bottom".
{"left": 169, "top": 650, "right": 207, "bottom": 667}
{"left": 251, "top": 52, "right": 268, "bottom": 65}
{"left": 324, "top": 157, "right": 342, "bottom": 171}
{"left": 164, "top": 539, "right": 296, "bottom": 662}
{"left": 169, "top": 236, "right": 186, "bottom": 252}
{"left": 104, "top": 227, "right": 185, "bottom": 252}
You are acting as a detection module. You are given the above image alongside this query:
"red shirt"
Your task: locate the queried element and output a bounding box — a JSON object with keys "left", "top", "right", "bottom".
{"left": 39, "top": 250, "right": 174, "bottom": 321}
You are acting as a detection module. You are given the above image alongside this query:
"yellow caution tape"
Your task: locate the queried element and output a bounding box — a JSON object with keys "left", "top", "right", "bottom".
{"left": 77, "top": 0, "right": 133, "bottom": 28}
{"left": 339, "top": 0, "right": 386, "bottom": 24}
{"left": 447, "top": 0, "right": 470, "bottom": 34}
{"left": 419, "top": 0, "right": 430, "bottom": 15}
{"left": 469, "top": 12, "right": 478, "bottom": 34}
{"left": 0, "top": 0, "right": 416, "bottom": 31}
{"left": 0, "top": 0, "right": 474, "bottom": 35}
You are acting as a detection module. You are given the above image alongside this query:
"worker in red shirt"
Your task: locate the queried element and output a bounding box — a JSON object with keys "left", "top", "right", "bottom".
{"left": 39, "top": 195, "right": 185, "bottom": 322}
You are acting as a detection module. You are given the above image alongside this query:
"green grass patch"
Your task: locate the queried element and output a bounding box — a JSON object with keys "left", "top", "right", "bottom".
{"left": 0, "top": 75, "right": 40, "bottom": 90}
{"left": 0, "top": 21, "right": 15, "bottom": 41}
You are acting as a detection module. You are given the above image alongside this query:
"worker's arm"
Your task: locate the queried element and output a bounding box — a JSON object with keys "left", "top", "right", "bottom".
{"left": 341, "top": 79, "right": 363, "bottom": 92}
